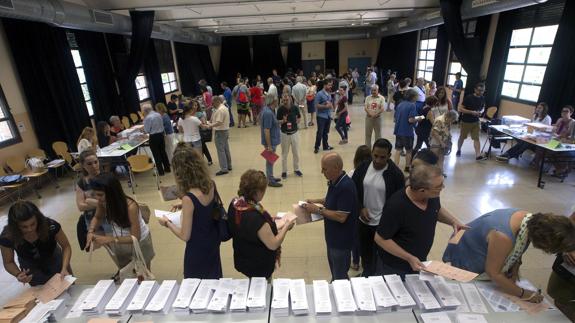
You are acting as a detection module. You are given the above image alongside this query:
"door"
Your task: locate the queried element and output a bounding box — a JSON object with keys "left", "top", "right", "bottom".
{"left": 348, "top": 57, "right": 372, "bottom": 89}
{"left": 302, "top": 59, "right": 324, "bottom": 78}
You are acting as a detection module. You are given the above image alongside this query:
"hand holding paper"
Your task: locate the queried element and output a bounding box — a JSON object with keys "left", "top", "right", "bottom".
{"left": 423, "top": 261, "right": 478, "bottom": 282}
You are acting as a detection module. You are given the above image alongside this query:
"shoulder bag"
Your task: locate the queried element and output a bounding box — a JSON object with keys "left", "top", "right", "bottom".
{"left": 212, "top": 182, "right": 231, "bottom": 241}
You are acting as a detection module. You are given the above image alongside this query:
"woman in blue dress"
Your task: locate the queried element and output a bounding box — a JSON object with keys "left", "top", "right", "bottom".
{"left": 158, "top": 142, "right": 222, "bottom": 278}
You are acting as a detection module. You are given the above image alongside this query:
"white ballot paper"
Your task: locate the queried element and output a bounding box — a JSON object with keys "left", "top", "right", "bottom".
{"left": 127, "top": 280, "right": 159, "bottom": 313}
{"left": 66, "top": 288, "right": 93, "bottom": 319}
{"left": 289, "top": 279, "right": 309, "bottom": 316}
{"left": 312, "top": 280, "right": 332, "bottom": 316}
{"left": 172, "top": 278, "right": 200, "bottom": 313}
{"left": 81, "top": 280, "right": 117, "bottom": 315}
{"left": 247, "top": 277, "right": 267, "bottom": 311}
{"left": 207, "top": 278, "right": 234, "bottom": 313}
{"left": 21, "top": 297, "right": 68, "bottom": 323}
{"left": 332, "top": 279, "right": 357, "bottom": 314}
{"left": 105, "top": 278, "right": 139, "bottom": 316}
{"left": 350, "top": 277, "right": 376, "bottom": 313}
{"left": 272, "top": 278, "right": 291, "bottom": 317}
{"left": 420, "top": 312, "right": 453, "bottom": 323}
{"left": 230, "top": 279, "right": 250, "bottom": 312}
{"left": 405, "top": 275, "right": 441, "bottom": 311}
{"left": 475, "top": 281, "right": 520, "bottom": 312}
{"left": 445, "top": 283, "right": 470, "bottom": 313}
{"left": 384, "top": 274, "right": 416, "bottom": 309}
{"left": 189, "top": 279, "right": 218, "bottom": 313}
{"left": 427, "top": 276, "right": 461, "bottom": 310}
{"left": 460, "top": 283, "right": 488, "bottom": 314}
{"left": 456, "top": 313, "right": 488, "bottom": 323}
{"left": 367, "top": 276, "right": 398, "bottom": 312}
{"left": 145, "top": 280, "right": 178, "bottom": 314}
{"left": 154, "top": 209, "right": 182, "bottom": 228}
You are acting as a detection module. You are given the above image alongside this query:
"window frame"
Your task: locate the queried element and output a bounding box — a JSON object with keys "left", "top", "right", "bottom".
{"left": 417, "top": 27, "right": 438, "bottom": 82}
{"left": 135, "top": 73, "right": 150, "bottom": 102}
{"left": 161, "top": 71, "right": 178, "bottom": 94}
{"left": 70, "top": 49, "right": 94, "bottom": 117}
{"left": 0, "top": 84, "right": 22, "bottom": 148}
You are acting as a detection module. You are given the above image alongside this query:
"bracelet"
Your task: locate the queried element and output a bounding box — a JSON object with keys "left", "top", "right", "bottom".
{"left": 519, "top": 288, "right": 525, "bottom": 298}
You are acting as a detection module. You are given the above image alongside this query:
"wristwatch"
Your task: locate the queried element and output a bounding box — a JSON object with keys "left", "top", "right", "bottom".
{"left": 318, "top": 206, "right": 325, "bottom": 215}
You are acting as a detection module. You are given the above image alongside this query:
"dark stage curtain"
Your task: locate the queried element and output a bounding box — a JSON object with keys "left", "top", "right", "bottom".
{"left": 75, "top": 30, "right": 122, "bottom": 123}
{"left": 2, "top": 19, "right": 91, "bottom": 154}
{"left": 432, "top": 26, "right": 450, "bottom": 86}
{"left": 174, "top": 42, "right": 217, "bottom": 96}
{"left": 154, "top": 39, "right": 174, "bottom": 73}
{"left": 218, "top": 36, "right": 252, "bottom": 87}
{"left": 538, "top": 0, "right": 574, "bottom": 120}
{"left": 144, "top": 40, "right": 166, "bottom": 104}
{"left": 253, "top": 34, "right": 285, "bottom": 80}
{"left": 484, "top": 12, "right": 513, "bottom": 108}
{"left": 286, "top": 43, "right": 302, "bottom": 71}
{"left": 197, "top": 45, "right": 218, "bottom": 94}
{"left": 325, "top": 41, "right": 339, "bottom": 76}
{"left": 375, "top": 31, "right": 418, "bottom": 80}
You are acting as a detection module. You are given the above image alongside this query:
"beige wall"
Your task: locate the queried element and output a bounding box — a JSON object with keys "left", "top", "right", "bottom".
{"left": 499, "top": 99, "right": 533, "bottom": 118}
{"left": 338, "top": 38, "right": 379, "bottom": 75}
{"left": 0, "top": 23, "right": 39, "bottom": 159}
{"left": 301, "top": 41, "right": 325, "bottom": 60}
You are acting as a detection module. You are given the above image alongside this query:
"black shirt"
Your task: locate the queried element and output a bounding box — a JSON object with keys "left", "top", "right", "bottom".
{"left": 415, "top": 105, "right": 432, "bottom": 136}
{"left": 460, "top": 94, "right": 485, "bottom": 123}
{"left": 228, "top": 202, "right": 278, "bottom": 278}
{"left": 324, "top": 173, "right": 358, "bottom": 250}
{"left": 376, "top": 189, "right": 441, "bottom": 274}
{"left": 276, "top": 105, "right": 301, "bottom": 134}
{"left": 0, "top": 218, "right": 62, "bottom": 264}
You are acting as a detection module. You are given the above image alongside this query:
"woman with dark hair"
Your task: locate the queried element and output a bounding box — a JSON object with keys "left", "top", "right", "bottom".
{"left": 96, "top": 121, "right": 116, "bottom": 148}
{"left": 85, "top": 174, "right": 155, "bottom": 277}
{"left": 392, "top": 79, "right": 409, "bottom": 107}
{"left": 413, "top": 96, "right": 440, "bottom": 158}
{"left": 434, "top": 86, "right": 452, "bottom": 117}
{"left": 75, "top": 150, "right": 104, "bottom": 250}
{"left": 228, "top": 170, "right": 296, "bottom": 279}
{"left": 306, "top": 79, "right": 317, "bottom": 126}
{"left": 0, "top": 201, "right": 72, "bottom": 286}
{"left": 443, "top": 209, "right": 575, "bottom": 303}
{"left": 178, "top": 103, "right": 202, "bottom": 153}
{"left": 190, "top": 100, "right": 213, "bottom": 165}
{"left": 158, "top": 143, "right": 222, "bottom": 279}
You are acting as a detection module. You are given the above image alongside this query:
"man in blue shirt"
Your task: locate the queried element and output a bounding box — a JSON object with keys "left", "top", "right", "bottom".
{"left": 261, "top": 93, "right": 282, "bottom": 187}
{"left": 451, "top": 72, "right": 463, "bottom": 111}
{"left": 303, "top": 152, "right": 358, "bottom": 281}
{"left": 221, "top": 82, "right": 235, "bottom": 127}
{"left": 313, "top": 80, "right": 334, "bottom": 154}
{"left": 393, "top": 89, "right": 419, "bottom": 172}
{"left": 143, "top": 105, "right": 171, "bottom": 176}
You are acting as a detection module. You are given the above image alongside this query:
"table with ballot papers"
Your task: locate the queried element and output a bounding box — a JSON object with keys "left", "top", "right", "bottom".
{"left": 1, "top": 270, "right": 571, "bottom": 323}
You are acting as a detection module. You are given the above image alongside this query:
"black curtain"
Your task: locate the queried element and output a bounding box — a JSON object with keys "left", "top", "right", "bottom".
{"left": 75, "top": 30, "right": 123, "bottom": 123}
{"left": 484, "top": 12, "right": 514, "bottom": 108}
{"left": 2, "top": 19, "right": 91, "bottom": 153}
{"left": 154, "top": 39, "right": 175, "bottom": 73}
{"left": 286, "top": 43, "right": 302, "bottom": 71}
{"left": 174, "top": 42, "right": 217, "bottom": 97}
{"left": 538, "top": 0, "right": 575, "bottom": 120}
{"left": 253, "top": 34, "right": 285, "bottom": 79}
{"left": 375, "top": 31, "right": 418, "bottom": 79}
{"left": 432, "top": 26, "right": 450, "bottom": 86}
{"left": 218, "top": 36, "right": 252, "bottom": 87}
{"left": 325, "top": 41, "right": 339, "bottom": 76}
{"left": 143, "top": 40, "right": 166, "bottom": 104}
{"left": 197, "top": 45, "right": 218, "bottom": 94}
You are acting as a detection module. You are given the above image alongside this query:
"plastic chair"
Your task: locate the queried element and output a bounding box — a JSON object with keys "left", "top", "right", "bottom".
{"left": 28, "top": 148, "right": 66, "bottom": 183}
{"left": 138, "top": 111, "right": 144, "bottom": 120}
{"left": 126, "top": 155, "right": 160, "bottom": 194}
{"left": 130, "top": 113, "right": 139, "bottom": 124}
{"left": 52, "top": 141, "right": 83, "bottom": 183}
{"left": 0, "top": 166, "right": 28, "bottom": 200}
{"left": 6, "top": 155, "right": 50, "bottom": 198}
{"left": 485, "top": 106, "right": 498, "bottom": 120}
{"left": 121, "top": 116, "right": 131, "bottom": 129}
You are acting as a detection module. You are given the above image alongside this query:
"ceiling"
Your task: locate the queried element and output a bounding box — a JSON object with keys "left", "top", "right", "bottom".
{"left": 80, "top": 0, "right": 440, "bottom": 36}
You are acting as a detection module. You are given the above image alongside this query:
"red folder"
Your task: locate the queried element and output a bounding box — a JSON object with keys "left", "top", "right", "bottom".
{"left": 261, "top": 149, "right": 279, "bottom": 164}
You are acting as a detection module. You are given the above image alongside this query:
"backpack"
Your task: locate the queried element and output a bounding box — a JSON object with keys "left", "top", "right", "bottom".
{"left": 238, "top": 91, "right": 248, "bottom": 104}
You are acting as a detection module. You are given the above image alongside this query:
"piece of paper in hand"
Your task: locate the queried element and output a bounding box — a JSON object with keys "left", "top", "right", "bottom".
{"left": 424, "top": 261, "right": 478, "bottom": 283}
{"left": 35, "top": 274, "right": 77, "bottom": 303}
{"left": 154, "top": 209, "right": 182, "bottom": 228}
{"left": 449, "top": 230, "right": 466, "bottom": 244}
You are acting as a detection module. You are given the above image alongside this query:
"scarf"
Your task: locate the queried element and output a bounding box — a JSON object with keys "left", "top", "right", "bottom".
{"left": 502, "top": 213, "right": 533, "bottom": 273}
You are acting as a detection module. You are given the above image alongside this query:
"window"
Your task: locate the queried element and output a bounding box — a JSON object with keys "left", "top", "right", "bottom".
{"left": 135, "top": 74, "right": 150, "bottom": 101}
{"left": 447, "top": 20, "right": 475, "bottom": 87}
{"left": 161, "top": 72, "right": 178, "bottom": 93}
{"left": 417, "top": 27, "right": 437, "bottom": 81}
{"left": 0, "top": 85, "right": 21, "bottom": 148}
{"left": 500, "top": 24, "right": 558, "bottom": 102}
{"left": 70, "top": 50, "right": 93, "bottom": 117}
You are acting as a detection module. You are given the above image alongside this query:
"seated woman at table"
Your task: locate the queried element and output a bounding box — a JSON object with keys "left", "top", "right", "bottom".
{"left": 109, "top": 116, "right": 125, "bottom": 137}
{"left": 96, "top": 121, "right": 117, "bottom": 148}
{"left": 77, "top": 126, "right": 97, "bottom": 153}
{"left": 496, "top": 102, "right": 551, "bottom": 162}
{"left": 85, "top": 174, "right": 155, "bottom": 280}
{"left": 443, "top": 209, "right": 575, "bottom": 303}
{"left": 0, "top": 201, "right": 73, "bottom": 286}
{"left": 227, "top": 170, "right": 296, "bottom": 279}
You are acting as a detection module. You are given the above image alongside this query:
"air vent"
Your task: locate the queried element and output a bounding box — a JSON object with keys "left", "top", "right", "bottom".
{"left": 92, "top": 10, "right": 114, "bottom": 25}
{"left": 471, "top": 0, "right": 498, "bottom": 8}
{"left": 0, "top": 0, "right": 14, "bottom": 10}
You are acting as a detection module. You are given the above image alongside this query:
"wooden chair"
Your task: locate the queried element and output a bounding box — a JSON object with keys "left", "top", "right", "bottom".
{"left": 485, "top": 106, "right": 498, "bottom": 120}
{"left": 52, "top": 141, "right": 83, "bottom": 183}
{"left": 137, "top": 111, "right": 144, "bottom": 120}
{"left": 0, "top": 166, "right": 28, "bottom": 200}
{"left": 121, "top": 116, "right": 131, "bottom": 129}
{"left": 6, "top": 155, "right": 50, "bottom": 198}
{"left": 126, "top": 155, "right": 160, "bottom": 194}
{"left": 130, "top": 113, "right": 139, "bottom": 124}
{"left": 28, "top": 148, "right": 66, "bottom": 184}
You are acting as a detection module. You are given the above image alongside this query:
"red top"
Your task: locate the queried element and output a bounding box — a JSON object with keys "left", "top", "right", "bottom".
{"left": 249, "top": 86, "right": 264, "bottom": 106}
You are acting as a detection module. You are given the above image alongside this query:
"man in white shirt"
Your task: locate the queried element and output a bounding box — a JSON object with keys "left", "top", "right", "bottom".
{"left": 364, "top": 85, "right": 385, "bottom": 146}
{"left": 291, "top": 76, "right": 308, "bottom": 129}
{"left": 208, "top": 96, "right": 232, "bottom": 176}
{"left": 414, "top": 77, "right": 426, "bottom": 112}
{"left": 267, "top": 77, "right": 278, "bottom": 101}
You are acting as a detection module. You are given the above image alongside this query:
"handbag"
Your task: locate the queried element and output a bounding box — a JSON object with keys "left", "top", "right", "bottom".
{"left": 212, "top": 182, "right": 231, "bottom": 242}
{"left": 116, "top": 236, "right": 155, "bottom": 283}
{"left": 200, "top": 128, "right": 213, "bottom": 142}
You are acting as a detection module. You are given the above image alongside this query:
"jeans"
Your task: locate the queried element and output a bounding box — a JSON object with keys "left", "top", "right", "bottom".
{"left": 358, "top": 222, "right": 377, "bottom": 277}
{"left": 227, "top": 105, "right": 235, "bottom": 126}
{"left": 265, "top": 146, "right": 277, "bottom": 182}
{"left": 365, "top": 116, "right": 382, "bottom": 146}
{"left": 297, "top": 103, "right": 308, "bottom": 129}
{"left": 314, "top": 117, "right": 331, "bottom": 150}
{"left": 452, "top": 95, "right": 460, "bottom": 111}
{"left": 503, "top": 141, "right": 533, "bottom": 158}
{"left": 214, "top": 130, "right": 232, "bottom": 171}
{"left": 280, "top": 132, "right": 300, "bottom": 173}
{"left": 335, "top": 113, "right": 348, "bottom": 140}
{"left": 327, "top": 247, "right": 351, "bottom": 281}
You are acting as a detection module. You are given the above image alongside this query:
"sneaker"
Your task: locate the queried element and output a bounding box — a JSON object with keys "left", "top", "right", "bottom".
{"left": 281, "top": 172, "right": 287, "bottom": 179}
{"left": 215, "top": 170, "right": 229, "bottom": 176}
{"left": 456, "top": 150, "right": 461, "bottom": 157}
{"left": 338, "top": 140, "right": 346, "bottom": 145}
{"left": 314, "top": 148, "right": 319, "bottom": 154}
{"left": 295, "top": 170, "right": 303, "bottom": 177}
{"left": 476, "top": 154, "right": 488, "bottom": 161}
{"left": 268, "top": 181, "right": 283, "bottom": 188}
{"left": 323, "top": 146, "right": 334, "bottom": 151}
{"left": 495, "top": 155, "right": 509, "bottom": 162}
{"left": 273, "top": 177, "right": 282, "bottom": 182}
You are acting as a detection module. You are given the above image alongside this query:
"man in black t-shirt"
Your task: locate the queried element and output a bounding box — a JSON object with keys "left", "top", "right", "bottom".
{"left": 456, "top": 83, "right": 487, "bottom": 161}
{"left": 277, "top": 94, "right": 303, "bottom": 178}
{"left": 374, "top": 164, "right": 467, "bottom": 277}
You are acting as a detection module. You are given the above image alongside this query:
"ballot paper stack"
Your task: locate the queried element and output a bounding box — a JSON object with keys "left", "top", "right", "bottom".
{"left": 65, "top": 288, "right": 92, "bottom": 319}
{"left": 331, "top": 280, "right": 357, "bottom": 314}
{"left": 271, "top": 278, "right": 290, "bottom": 317}
{"left": 405, "top": 275, "right": 441, "bottom": 312}
{"left": 312, "top": 280, "right": 332, "bottom": 316}
{"left": 350, "top": 277, "right": 376, "bottom": 314}
{"left": 246, "top": 277, "right": 267, "bottom": 312}
{"left": 105, "top": 278, "right": 139, "bottom": 316}
{"left": 189, "top": 279, "right": 218, "bottom": 313}
{"left": 80, "top": 280, "right": 117, "bottom": 315}
{"left": 384, "top": 275, "right": 416, "bottom": 310}
{"left": 145, "top": 280, "right": 179, "bottom": 314}
{"left": 420, "top": 312, "right": 453, "bottom": 323}
{"left": 20, "top": 296, "right": 69, "bottom": 323}
{"left": 0, "top": 289, "right": 37, "bottom": 323}
{"left": 126, "top": 280, "right": 159, "bottom": 314}
{"left": 229, "top": 279, "right": 250, "bottom": 312}
{"left": 367, "top": 276, "right": 398, "bottom": 312}
{"left": 426, "top": 276, "right": 461, "bottom": 310}
{"left": 172, "top": 278, "right": 200, "bottom": 314}
{"left": 456, "top": 313, "right": 488, "bottom": 323}
{"left": 207, "top": 279, "right": 234, "bottom": 313}
{"left": 289, "top": 279, "right": 309, "bottom": 316}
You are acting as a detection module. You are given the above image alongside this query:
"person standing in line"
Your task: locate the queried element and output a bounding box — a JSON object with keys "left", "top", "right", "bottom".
{"left": 413, "top": 77, "right": 427, "bottom": 113}
{"left": 386, "top": 73, "right": 396, "bottom": 111}
{"left": 167, "top": 94, "right": 182, "bottom": 122}
{"left": 346, "top": 74, "right": 355, "bottom": 104}
{"left": 261, "top": 93, "right": 282, "bottom": 187}
{"left": 413, "top": 96, "right": 440, "bottom": 158}
{"left": 364, "top": 85, "right": 385, "bottom": 147}
{"left": 430, "top": 110, "right": 459, "bottom": 172}
{"left": 207, "top": 96, "right": 232, "bottom": 176}
{"left": 221, "top": 82, "right": 235, "bottom": 127}
{"left": 249, "top": 80, "right": 264, "bottom": 126}
{"left": 450, "top": 72, "right": 464, "bottom": 111}
{"left": 235, "top": 78, "right": 251, "bottom": 128}
{"left": 456, "top": 82, "right": 488, "bottom": 161}
{"left": 313, "top": 80, "right": 334, "bottom": 154}
{"left": 335, "top": 86, "right": 349, "bottom": 145}
{"left": 155, "top": 103, "right": 175, "bottom": 163}
{"left": 277, "top": 94, "right": 303, "bottom": 179}
{"left": 177, "top": 104, "right": 203, "bottom": 154}
{"left": 306, "top": 79, "right": 317, "bottom": 127}
{"left": 292, "top": 76, "right": 309, "bottom": 129}
{"left": 267, "top": 77, "right": 279, "bottom": 102}
{"left": 143, "top": 105, "right": 171, "bottom": 176}
{"left": 193, "top": 100, "right": 213, "bottom": 166}
{"left": 393, "top": 89, "right": 419, "bottom": 172}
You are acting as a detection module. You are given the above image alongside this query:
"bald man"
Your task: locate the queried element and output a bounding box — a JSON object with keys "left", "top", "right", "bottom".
{"left": 303, "top": 152, "right": 358, "bottom": 281}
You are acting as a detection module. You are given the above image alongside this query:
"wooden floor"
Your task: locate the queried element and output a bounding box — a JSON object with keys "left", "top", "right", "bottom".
{"left": 0, "top": 93, "right": 573, "bottom": 306}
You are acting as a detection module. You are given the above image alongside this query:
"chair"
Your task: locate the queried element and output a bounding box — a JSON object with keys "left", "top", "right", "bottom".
{"left": 28, "top": 148, "right": 66, "bottom": 186}
{"left": 485, "top": 106, "right": 498, "bottom": 120}
{"left": 52, "top": 141, "right": 83, "bottom": 183}
{"left": 137, "top": 111, "right": 144, "bottom": 120}
{"left": 6, "top": 155, "right": 50, "bottom": 198}
{"left": 126, "top": 155, "right": 160, "bottom": 194}
{"left": 130, "top": 113, "right": 139, "bottom": 124}
{"left": 121, "top": 116, "right": 131, "bottom": 129}
{"left": 0, "top": 166, "right": 28, "bottom": 200}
